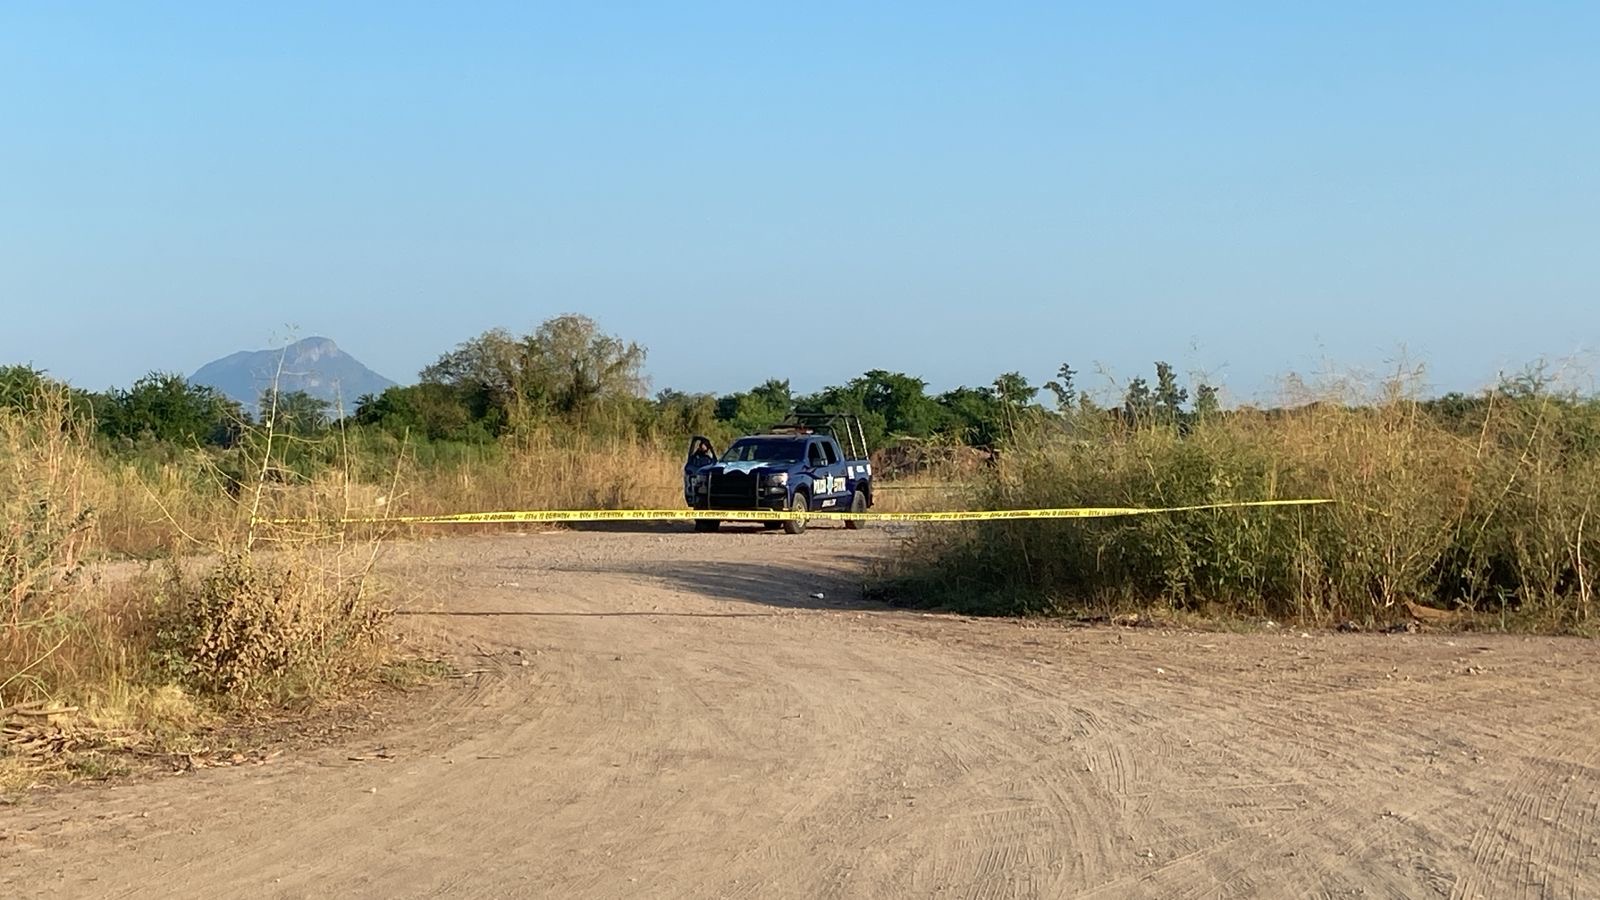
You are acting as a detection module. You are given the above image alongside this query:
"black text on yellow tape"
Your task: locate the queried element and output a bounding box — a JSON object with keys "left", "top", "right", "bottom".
{"left": 260, "top": 498, "right": 1333, "bottom": 527}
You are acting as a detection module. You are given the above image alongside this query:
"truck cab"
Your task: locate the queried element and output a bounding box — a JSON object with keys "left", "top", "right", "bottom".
{"left": 684, "top": 414, "right": 873, "bottom": 534}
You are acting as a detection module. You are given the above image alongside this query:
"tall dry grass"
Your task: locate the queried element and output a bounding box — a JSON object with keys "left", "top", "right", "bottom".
{"left": 2, "top": 389, "right": 102, "bottom": 707}
{"left": 1, "top": 388, "right": 402, "bottom": 787}
{"left": 4, "top": 396, "right": 686, "bottom": 761}
{"left": 72, "top": 428, "right": 684, "bottom": 556}
{"left": 396, "top": 431, "right": 684, "bottom": 519}
{"left": 0, "top": 424, "right": 683, "bottom": 577}
{"left": 887, "top": 375, "right": 1600, "bottom": 627}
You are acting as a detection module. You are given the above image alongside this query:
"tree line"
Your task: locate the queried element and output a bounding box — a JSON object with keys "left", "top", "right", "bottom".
{"left": 342, "top": 316, "right": 1235, "bottom": 450}
{"left": 5, "top": 313, "right": 1591, "bottom": 456}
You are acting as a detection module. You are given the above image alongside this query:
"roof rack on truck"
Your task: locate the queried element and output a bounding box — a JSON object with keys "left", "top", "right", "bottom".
{"left": 772, "top": 412, "right": 869, "bottom": 463}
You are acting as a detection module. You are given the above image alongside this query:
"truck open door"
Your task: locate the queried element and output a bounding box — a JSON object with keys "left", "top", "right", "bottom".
{"left": 684, "top": 435, "right": 719, "bottom": 516}
{"left": 684, "top": 435, "right": 718, "bottom": 473}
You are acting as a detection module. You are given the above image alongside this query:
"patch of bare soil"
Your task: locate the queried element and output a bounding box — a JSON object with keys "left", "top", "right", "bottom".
{"left": 4, "top": 525, "right": 1597, "bottom": 898}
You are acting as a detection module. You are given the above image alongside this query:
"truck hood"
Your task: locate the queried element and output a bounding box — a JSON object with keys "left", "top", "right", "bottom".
{"left": 711, "top": 461, "right": 786, "bottom": 474}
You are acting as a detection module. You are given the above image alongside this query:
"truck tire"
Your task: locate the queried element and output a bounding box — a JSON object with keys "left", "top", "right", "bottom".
{"left": 783, "top": 491, "right": 809, "bottom": 535}
{"left": 844, "top": 490, "right": 869, "bottom": 530}
{"left": 694, "top": 518, "right": 720, "bottom": 533}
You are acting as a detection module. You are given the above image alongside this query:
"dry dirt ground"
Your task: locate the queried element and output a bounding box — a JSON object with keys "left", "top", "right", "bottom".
{"left": 4, "top": 526, "right": 1600, "bottom": 898}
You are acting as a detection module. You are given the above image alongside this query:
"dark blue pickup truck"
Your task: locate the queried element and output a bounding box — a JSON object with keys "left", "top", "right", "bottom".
{"left": 683, "top": 414, "right": 874, "bottom": 534}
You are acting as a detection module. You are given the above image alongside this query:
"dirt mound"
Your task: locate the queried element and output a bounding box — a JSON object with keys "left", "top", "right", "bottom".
{"left": 872, "top": 440, "right": 995, "bottom": 479}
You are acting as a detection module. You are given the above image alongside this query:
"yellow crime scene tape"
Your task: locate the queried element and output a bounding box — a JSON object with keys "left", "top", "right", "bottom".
{"left": 260, "top": 498, "right": 1333, "bottom": 527}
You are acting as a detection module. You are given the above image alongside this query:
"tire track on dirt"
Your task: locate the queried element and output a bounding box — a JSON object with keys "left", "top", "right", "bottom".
{"left": 5, "top": 531, "right": 1600, "bottom": 899}
{"left": 1453, "top": 720, "right": 1600, "bottom": 900}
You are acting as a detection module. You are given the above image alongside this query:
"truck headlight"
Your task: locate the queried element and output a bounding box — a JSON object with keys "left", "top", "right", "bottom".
{"left": 762, "top": 472, "right": 789, "bottom": 486}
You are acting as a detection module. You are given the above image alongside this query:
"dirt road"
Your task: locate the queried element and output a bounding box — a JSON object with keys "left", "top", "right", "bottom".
{"left": 5, "top": 527, "right": 1600, "bottom": 898}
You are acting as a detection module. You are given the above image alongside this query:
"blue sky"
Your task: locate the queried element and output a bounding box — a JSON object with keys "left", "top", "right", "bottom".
{"left": 2, "top": 3, "right": 1596, "bottom": 403}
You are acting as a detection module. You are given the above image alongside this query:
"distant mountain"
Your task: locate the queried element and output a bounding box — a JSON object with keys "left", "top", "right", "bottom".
{"left": 191, "top": 337, "right": 397, "bottom": 415}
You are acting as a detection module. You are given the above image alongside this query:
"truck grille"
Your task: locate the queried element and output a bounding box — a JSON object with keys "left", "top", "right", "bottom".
{"left": 707, "top": 470, "right": 758, "bottom": 509}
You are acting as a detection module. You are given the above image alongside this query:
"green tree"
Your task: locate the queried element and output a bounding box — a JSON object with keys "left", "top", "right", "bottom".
{"left": 936, "top": 386, "right": 1004, "bottom": 447}
{"left": 1044, "top": 363, "right": 1077, "bottom": 413}
{"left": 1122, "top": 376, "right": 1154, "bottom": 424}
{"left": 716, "top": 379, "right": 793, "bottom": 436}
{"left": 802, "top": 371, "right": 949, "bottom": 449}
{"left": 1154, "top": 361, "right": 1188, "bottom": 424}
{"left": 419, "top": 327, "right": 524, "bottom": 426}
{"left": 655, "top": 389, "right": 720, "bottom": 438}
{"left": 422, "top": 315, "right": 647, "bottom": 429}
{"left": 797, "top": 380, "right": 889, "bottom": 449}
{"left": 260, "top": 389, "right": 332, "bottom": 436}
{"left": 524, "top": 314, "right": 648, "bottom": 421}
{"left": 850, "top": 370, "right": 944, "bottom": 438}
{"left": 353, "top": 383, "right": 490, "bottom": 442}
{"left": 100, "top": 372, "right": 243, "bottom": 446}
{"left": 0, "top": 365, "right": 97, "bottom": 426}
{"left": 992, "top": 372, "right": 1038, "bottom": 410}
{"left": 989, "top": 371, "right": 1039, "bottom": 441}
{"left": 0, "top": 365, "right": 52, "bottom": 410}
{"left": 1194, "top": 383, "right": 1221, "bottom": 421}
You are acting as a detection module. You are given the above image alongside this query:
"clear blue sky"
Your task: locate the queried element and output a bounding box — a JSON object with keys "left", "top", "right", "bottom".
{"left": 3, "top": 3, "right": 1596, "bottom": 403}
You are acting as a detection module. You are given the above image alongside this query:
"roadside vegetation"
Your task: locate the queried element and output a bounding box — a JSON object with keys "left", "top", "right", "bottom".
{"left": 883, "top": 365, "right": 1600, "bottom": 630}
{"left": 0, "top": 314, "right": 1029, "bottom": 557}
{"left": 4, "top": 312, "right": 1597, "bottom": 786}
{"left": 0, "top": 386, "right": 393, "bottom": 790}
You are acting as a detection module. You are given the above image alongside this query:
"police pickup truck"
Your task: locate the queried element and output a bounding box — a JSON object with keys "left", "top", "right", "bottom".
{"left": 684, "top": 413, "right": 873, "bottom": 534}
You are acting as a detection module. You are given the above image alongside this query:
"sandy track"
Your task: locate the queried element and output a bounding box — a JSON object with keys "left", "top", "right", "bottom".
{"left": 4, "top": 527, "right": 1599, "bottom": 898}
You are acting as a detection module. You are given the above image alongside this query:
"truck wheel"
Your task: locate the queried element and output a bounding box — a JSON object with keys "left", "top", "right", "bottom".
{"left": 694, "top": 518, "right": 720, "bottom": 533}
{"left": 844, "top": 490, "right": 869, "bottom": 530}
{"left": 783, "top": 491, "right": 808, "bottom": 535}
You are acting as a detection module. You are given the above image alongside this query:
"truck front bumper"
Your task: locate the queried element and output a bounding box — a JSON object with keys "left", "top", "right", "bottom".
{"left": 689, "top": 491, "right": 791, "bottom": 515}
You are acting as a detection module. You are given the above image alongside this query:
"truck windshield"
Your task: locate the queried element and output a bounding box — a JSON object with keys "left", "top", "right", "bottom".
{"left": 721, "top": 439, "right": 805, "bottom": 464}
